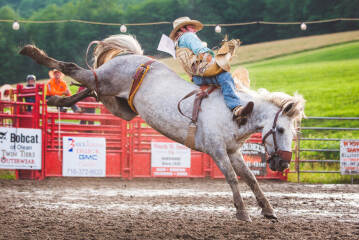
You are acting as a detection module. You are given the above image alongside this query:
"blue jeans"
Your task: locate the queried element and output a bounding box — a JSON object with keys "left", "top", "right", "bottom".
{"left": 192, "top": 72, "right": 241, "bottom": 110}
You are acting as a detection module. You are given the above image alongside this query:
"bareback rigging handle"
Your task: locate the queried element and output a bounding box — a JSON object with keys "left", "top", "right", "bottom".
{"left": 177, "top": 86, "right": 217, "bottom": 123}
{"left": 177, "top": 89, "right": 201, "bottom": 123}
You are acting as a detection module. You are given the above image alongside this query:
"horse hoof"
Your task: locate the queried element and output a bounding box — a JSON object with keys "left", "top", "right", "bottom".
{"left": 262, "top": 209, "right": 277, "bottom": 220}
{"left": 46, "top": 96, "right": 61, "bottom": 106}
{"left": 264, "top": 214, "right": 278, "bottom": 221}
{"left": 236, "top": 211, "right": 252, "bottom": 222}
{"left": 19, "top": 45, "right": 36, "bottom": 57}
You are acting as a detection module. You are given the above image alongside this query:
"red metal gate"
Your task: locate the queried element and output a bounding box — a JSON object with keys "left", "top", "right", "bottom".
{"left": 0, "top": 84, "right": 46, "bottom": 179}
{"left": 0, "top": 84, "right": 287, "bottom": 180}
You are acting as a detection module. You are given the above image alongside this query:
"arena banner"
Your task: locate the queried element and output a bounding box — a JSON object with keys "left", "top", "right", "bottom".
{"left": 340, "top": 139, "right": 359, "bottom": 175}
{"left": 240, "top": 142, "right": 267, "bottom": 176}
{"left": 151, "top": 141, "right": 191, "bottom": 177}
{"left": 63, "top": 137, "right": 106, "bottom": 177}
{"left": 0, "top": 127, "right": 42, "bottom": 170}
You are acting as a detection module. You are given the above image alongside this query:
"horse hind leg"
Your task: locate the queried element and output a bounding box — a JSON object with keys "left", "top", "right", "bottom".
{"left": 20, "top": 45, "right": 58, "bottom": 69}
{"left": 228, "top": 150, "right": 277, "bottom": 220}
{"left": 19, "top": 45, "right": 95, "bottom": 88}
{"left": 210, "top": 148, "right": 252, "bottom": 222}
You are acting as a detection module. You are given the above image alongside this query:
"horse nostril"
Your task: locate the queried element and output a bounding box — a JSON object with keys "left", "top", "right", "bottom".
{"left": 280, "top": 163, "right": 289, "bottom": 172}
{"left": 281, "top": 160, "right": 289, "bottom": 168}
{"left": 268, "top": 155, "right": 290, "bottom": 172}
{"left": 268, "top": 155, "right": 280, "bottom": 171}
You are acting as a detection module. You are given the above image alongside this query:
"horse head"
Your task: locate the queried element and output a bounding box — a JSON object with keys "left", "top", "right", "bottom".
{"left": 255, "top": 90, "right": 305, "bottom": 172}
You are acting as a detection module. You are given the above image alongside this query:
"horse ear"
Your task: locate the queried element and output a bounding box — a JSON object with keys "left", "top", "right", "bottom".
{"left": 283, "top": 102, "right": 294, "bottom": 116}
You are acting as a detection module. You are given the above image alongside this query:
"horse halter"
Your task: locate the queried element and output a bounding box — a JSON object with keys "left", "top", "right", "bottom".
{"left": 262, "top": 108, "right": 292, "bottom": 166}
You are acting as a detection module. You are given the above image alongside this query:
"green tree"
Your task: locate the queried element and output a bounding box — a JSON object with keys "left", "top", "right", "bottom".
{"left": 0, "top": 6, "right": 32, "bottom": 85}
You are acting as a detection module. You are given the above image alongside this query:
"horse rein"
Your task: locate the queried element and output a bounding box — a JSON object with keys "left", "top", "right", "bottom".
{"left": 262, "top": 108, "right": 292, "bottom": 164}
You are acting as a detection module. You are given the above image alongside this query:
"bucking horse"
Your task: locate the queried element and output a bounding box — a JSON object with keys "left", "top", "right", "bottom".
{"left": 20, "top": 34, "right": 305, "bottom": 222}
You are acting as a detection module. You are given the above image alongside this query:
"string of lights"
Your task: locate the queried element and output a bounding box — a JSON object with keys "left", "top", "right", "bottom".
{"left": 1, "top": 17, "right": 359, "bottom": 32}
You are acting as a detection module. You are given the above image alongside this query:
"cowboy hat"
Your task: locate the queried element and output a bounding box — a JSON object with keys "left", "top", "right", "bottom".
{"left": 169, "top": 17, "right": 203, "bottom": 40}
{"left": 48, "top": 69, "right": 64, "bottom": 79}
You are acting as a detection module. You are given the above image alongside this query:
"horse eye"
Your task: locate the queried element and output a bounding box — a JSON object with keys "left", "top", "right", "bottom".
{"left": 277, "top": 127, "right": 284, "bottom": 134}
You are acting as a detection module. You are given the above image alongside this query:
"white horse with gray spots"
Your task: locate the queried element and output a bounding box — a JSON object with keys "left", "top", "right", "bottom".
{"left": 20, "top": 34, "right": 305, "bottom": 222}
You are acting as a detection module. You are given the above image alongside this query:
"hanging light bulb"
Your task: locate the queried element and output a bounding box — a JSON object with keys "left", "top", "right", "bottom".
{"left": 12, "top": 20, "right": 20, "bottom": 30}
{"left": 215, "top": 25, "right": 221, "bottom": 33}
{"left": 120, "top": 24, "right": 127, "bottom": 33}
{"left": 300, "top": 23, "right": 307, "bottom": 31}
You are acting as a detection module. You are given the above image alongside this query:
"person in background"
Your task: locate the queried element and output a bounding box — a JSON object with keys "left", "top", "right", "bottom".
{"left": 46, "top": 69, "right": 82, "bottom": 113}
{"left": 24, "top": 74, "right": 36, "bottom": 112}
{"left": 77, "top": 85, "right": 96, "bottom": 124}
{"left": 26, "top": 74, "right": 36, "bottom": 88}
{"left": 169, "top": 17, "right": 254, "bottom": 126}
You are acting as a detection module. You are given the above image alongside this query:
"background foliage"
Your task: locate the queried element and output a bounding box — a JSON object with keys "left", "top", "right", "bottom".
{"left": 0, "top": 0, "right": 359, "bottom": 84}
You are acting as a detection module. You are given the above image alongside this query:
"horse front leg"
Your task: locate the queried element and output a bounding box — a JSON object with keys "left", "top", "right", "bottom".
{"left": 211, "top": 149, "right": 252, "bottom": 222}
{"left": 47, "top": 88, "right": 93, "bottom": 107}
{"left": 228, "top": 149, "right": 277, "bottom": 219}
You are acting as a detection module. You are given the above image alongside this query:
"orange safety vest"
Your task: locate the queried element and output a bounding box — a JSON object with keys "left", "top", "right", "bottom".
{"left": 46, "top": 78, "right": 69, "bottom": 96}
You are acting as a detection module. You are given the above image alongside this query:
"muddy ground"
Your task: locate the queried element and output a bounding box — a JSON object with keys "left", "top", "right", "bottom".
{"left": 0, "top": 178, "right": 358, "bottom": 240}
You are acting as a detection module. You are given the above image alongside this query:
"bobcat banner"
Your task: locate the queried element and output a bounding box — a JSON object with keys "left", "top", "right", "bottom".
{"left": 0, "top": 127, "right": 42, "bottom": 170}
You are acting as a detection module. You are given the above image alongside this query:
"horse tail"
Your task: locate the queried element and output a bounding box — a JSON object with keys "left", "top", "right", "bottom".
{"left": 232, "top": 66, "right": 250, "bottom": 90}
{"left": 89, "top": 34, "right": 144, "bottom": 69}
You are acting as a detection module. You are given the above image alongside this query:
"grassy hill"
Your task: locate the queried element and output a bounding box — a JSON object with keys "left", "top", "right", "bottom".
{"left": 244, "top": 41, "right": 359, "bottom": 117}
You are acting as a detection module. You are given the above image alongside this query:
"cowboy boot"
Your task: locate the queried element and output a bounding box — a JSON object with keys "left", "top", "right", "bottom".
{"left": 232, "top": 101, "right": 254, "bottom": 126}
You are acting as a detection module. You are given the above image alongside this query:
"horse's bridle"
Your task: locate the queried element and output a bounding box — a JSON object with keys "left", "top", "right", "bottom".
{"left": 262, "top": 108, "right": 292, "bottom": 165}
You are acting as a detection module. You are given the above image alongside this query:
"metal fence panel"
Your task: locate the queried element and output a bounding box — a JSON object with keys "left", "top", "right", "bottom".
{"left": 295, "top": 116, "right": 359, "bottom": 182}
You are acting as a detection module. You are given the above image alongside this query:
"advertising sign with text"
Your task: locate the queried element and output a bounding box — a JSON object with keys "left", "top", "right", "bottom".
{"left": 340, "top": 139, "right": 359, "bottom": 175}
{"left": 241, "top": 142, "right": 267, "bottom": 176}
{"left": 63, "top": 137, "right": 106, "bottom": 177}
{"left": 151, "top": 142, "right": 191, "bottom": 177}
{"left": 0, "top": 127, "right": 42, "bottom": 170}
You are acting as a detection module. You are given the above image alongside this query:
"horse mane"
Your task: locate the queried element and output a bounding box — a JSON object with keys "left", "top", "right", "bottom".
{"left": 240, "top": 87, "right": 306, "bottom": 121}
{"left": 93, "top": 34, "right": 143, "bottom": 68}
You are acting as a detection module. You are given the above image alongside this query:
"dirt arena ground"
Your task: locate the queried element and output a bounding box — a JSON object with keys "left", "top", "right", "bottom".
{"left": 0, "top": 178, "right": 358, "bottom": 240}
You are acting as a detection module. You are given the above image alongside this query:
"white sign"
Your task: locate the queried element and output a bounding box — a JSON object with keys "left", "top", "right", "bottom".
{"left": 151, "top": 142, "right": 190, "bottom": 177}
{"left": 0, "top": 127, "right": 42, "bottom": 170}
{"left": 63, "top": 137, "right": 106, "bottom": 177}
{"left": 340, "top": 139, "right": 359, "bottom": 175}
{"left": 157, "top": 34, "right": 176, "bottom": 58}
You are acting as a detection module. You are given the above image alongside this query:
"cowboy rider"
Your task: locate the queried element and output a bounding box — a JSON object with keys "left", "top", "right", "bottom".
{"left": 169, "top": 17, "right": 254, "bottom": 126}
